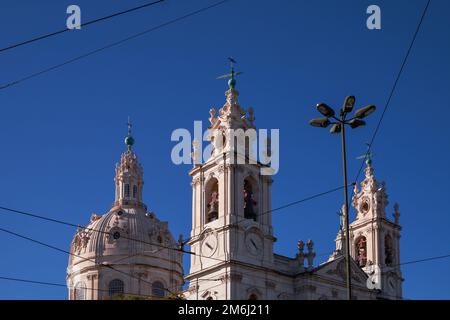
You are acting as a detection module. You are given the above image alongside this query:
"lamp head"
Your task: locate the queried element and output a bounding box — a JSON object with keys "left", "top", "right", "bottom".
{"left": 309, "top": 118, "right": 330, "bottom": 128}
{"left": 330, "top": 123, "right": 342, "bottom": 134}
{"left": 348, "top": 119, "right": 366, "bottom": 129}
{"left": 354, "top": 105, "right": 376, "bottom": 119}
{"left": 342, "top": 96, "right": 356, "bottom": 113}
{"left": 316, "top": 103, "right": 335, "bottom": 118}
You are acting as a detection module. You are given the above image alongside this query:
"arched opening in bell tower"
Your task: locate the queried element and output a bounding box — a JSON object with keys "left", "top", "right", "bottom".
{"left": 205, "top": 178, "right": 219, "bottom": 223}
{"left": 355, "top": 236, "right": 367, "bottom": 267}
{"left": 385, "top": 234, "right": 394, "bottom": 266}
{"left": 243, "top": 177, "right": 258, "bottom": 221}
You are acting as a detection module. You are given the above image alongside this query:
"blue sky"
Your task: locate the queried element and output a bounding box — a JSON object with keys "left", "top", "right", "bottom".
{"left": 0, "top": 0, "right": 449, "bottom": 299}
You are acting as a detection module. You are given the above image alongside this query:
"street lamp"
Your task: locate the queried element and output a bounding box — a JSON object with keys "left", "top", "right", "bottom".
{"left": 308, "top": 95, "right": 376, "bottom": 300}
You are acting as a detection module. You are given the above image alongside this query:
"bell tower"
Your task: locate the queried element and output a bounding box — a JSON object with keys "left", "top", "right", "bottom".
{"left": 186, "top": 60, "right": 275, "bottom": 300}
{"left": 350, "top": 154, "right": 403, "bottom": 299}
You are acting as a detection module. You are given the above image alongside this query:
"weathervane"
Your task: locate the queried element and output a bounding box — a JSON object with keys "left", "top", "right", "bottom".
{"left": 127, "top": 116, "right": 132, "bottom": 136}
{"left": 125, "top": 116, "right": 134, "bottom": 151}
{"left": 216, "top": 57, "right": 243, "bottom": 89}
{"left": 357, "top": 143, "right": 372, "bottom": 166}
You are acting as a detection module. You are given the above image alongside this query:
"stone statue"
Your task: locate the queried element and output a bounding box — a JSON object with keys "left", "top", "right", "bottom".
{"left": 209, "top": 108, "right": 216, "bottom": 126}
{"left": 356, "top": 237, "right": 367, "bottom": 267}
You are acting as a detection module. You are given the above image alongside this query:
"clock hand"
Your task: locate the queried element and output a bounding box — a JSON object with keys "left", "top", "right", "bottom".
{"left": 250, "top": 239, "right": 257, "bottom": 249}
{"left": 206, "top": 242, "right": 213, "bottom": 250}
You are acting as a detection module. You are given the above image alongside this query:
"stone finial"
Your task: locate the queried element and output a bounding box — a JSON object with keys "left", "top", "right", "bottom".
{"left": 306, "top": 240, "right": 316, "bottom": 271}
{"left": 338, "top": 207, "right": 344, "bottom": 229}
{"left": 297, "top": 240, "right": 304, "bottom": 253}
{"left": 297, "top": 240, "right": 305, "bottom": 271}
{"left": 90, "top": 213, "right": 101, "bottom": 223}
{"left": 394, "top": 203, "right": 400, "bottom": 225}
{"left": 307, "top": 239, "right": 314, "bottom": 252}
{"left": 209, "top": 108, "right": 216, "bottom": 126}
{"left": 248, "top": 107, "right": 255, "bottom": 125}
{"left": 191, "top": 140, "right": 201, "bottom": 166}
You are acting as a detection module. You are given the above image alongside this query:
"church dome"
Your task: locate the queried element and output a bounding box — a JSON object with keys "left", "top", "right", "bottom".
{"left": 66, "top": 123, "right": 183, "bottom": 300}
{"left": 67, "top": 206, "right": 180, "bottom": 270}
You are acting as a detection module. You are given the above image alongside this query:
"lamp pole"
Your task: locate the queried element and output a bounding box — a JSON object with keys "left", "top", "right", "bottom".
{"left": 309, "top": 96, "right": 376, "bottom": 300}
{"left": 340, "top": 111, "right": 352, "bottom": 300}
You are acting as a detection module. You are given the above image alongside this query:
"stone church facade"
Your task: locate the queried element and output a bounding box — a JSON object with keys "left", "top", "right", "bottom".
{"left": 67, "top": 79, "right": 403, "bottom": 300}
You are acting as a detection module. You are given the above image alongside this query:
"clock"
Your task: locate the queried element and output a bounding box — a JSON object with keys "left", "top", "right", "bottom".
{"left": 201, "top": 233, "right": 218, "bottom": 257}
{"left": 360, "top": 198, "right": 370, "bottom": 215}
{"left": 245, "top": 232, "right": 263, "bottom": 256}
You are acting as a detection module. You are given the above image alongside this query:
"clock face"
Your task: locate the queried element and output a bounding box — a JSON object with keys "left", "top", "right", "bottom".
{"left": 360, "top": 198, "right": 370, "bottom": 214}
{"left": 201, "top": 233, "right": 218, "bottom": 257}
{"left": 245, "top": 232, "right": 263, "bottom": 256}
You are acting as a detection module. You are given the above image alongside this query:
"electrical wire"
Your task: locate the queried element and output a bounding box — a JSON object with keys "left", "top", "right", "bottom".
{"left": 0, "top": 226, "right": 181, "bottom": 298}
{"left": 353, "top": 0, "right": 431, "bottom": 184}
{"left": 0, "top": 0, "right": 165, "bottom": 53}
{"left": 0, "top": 205, "right": 192, "bottom": 255}
{"left": 0, "top": 184, "right": 348, "bottom": 265}
{"left": 0, "top": 0, "right": 231, "bottom": 90}
{"left": 182, "top": 182, "right": 352, "bottom": 246}
{"left": 3, "top": 214, "right": 449, "bottom": 299}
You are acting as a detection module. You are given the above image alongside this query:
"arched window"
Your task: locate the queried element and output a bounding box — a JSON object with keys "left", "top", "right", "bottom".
{"left": 133, "top": 185, "right": 138, "bottom": 198}
{"left": 385, "top": 235, "right": 394, "bottom": 266}
{"left": 152, "top": 281, "right": 165, "bottom": 298}
{"left": 248, "top": 293, "right": 258, "bottom": 300}
{"left": 108, "top": 279, "right": 124, "bottom": 298}
{"left": 243, "top": 178, "right": 258, "bottom": 221}
{"left": 355, "top": 236, "right": 367, "bottom": 267}
{"left": 74, "top": 282, "right": 86, "bottom": 300}
{"left": 205, "top": 178, "right": 219, "bottom": 223}
{"left": 124, "top": 184, "right": 130, "bottom": 198}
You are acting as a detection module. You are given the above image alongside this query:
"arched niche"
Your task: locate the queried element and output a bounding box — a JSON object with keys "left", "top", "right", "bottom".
{"left": 384, "top": 234, "right": 394, "bottom": 266}
{"left": 205, "top": 177, "right": 219, "bottom": 223}
{"left": 355, "top": 236, "right": 367, "bottom": 267}
{"left": 243, "top": 176, "right": 258, "bottom": 221}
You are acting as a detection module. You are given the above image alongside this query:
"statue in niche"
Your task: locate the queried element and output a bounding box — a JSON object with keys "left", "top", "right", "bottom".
{"left": 355, "top": 237, "right": 367, "bottom": 267}
{"left": 243, "top": 180, "right": 257, "bottom": 221}
{"left": 207, "top": 191, "right": 219, "bottom": 222}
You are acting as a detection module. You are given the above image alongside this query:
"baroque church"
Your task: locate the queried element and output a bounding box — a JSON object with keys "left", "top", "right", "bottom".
{"left": 67, "top": 75, "right": 403, "bottom": 300}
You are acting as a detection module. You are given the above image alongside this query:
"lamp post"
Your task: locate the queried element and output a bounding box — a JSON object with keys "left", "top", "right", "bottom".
{"left": 309, "top": 96, "right": 376, "bottom": 300}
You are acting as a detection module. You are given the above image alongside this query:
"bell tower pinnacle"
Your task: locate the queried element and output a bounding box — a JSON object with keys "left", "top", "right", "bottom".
{"left": 349, "top": 152, "right": 403, "bottom": 299}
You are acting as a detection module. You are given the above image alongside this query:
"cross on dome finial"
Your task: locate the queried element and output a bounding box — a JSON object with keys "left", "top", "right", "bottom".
{"left": 124, "top": 116, "right": 134, "bottom": 151}
{"left": 216, "top": 57, "right": 243, "bottom": 89}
